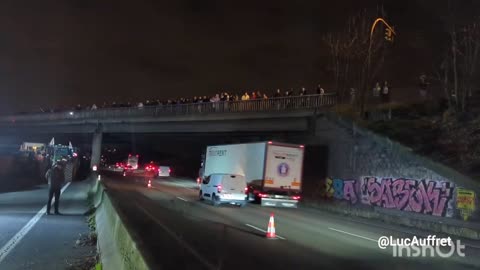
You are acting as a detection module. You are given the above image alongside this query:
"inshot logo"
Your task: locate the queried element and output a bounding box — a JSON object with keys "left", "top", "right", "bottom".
{"left": 377, "top": 235, "right": 466, "bottom": 258}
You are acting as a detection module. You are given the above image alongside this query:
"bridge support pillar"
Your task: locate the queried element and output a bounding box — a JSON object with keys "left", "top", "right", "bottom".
{"left": 90, "top": 129, "right": 103, "bottom": 169}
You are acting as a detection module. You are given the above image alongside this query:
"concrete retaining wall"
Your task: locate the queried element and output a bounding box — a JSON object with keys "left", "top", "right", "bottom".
{"left": 90, "top": 178, "right": 149, "bottom": 270}
{"left": 304, "top": 112, "right": 480, "bottom": 238}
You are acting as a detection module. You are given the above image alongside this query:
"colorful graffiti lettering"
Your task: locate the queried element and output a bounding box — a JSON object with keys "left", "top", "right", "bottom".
{"left": 456, "top": 188, "right": 476, "bottom": 221}
{"left": 362, "top": 177, "right": 453, "bottom": 217}
{"left": 325, "top": 178, "right": 358, "bottom": 203}
{"left": 326, "top": 176, "right": 455, "bottom": 217}
{"left": 325, "top": 177, "right": 334, "bottom": 198}
{"left": 333, "top": 179, "right": 344, "bottom": 199}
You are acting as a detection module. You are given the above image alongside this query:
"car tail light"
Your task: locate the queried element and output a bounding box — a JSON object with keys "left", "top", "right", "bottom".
{"left": 168, "top": 168, "right": 171, "bottom": 173}
{"left": 259, "top": 193, "right": 267, "bottom": 198}
{"left": 217, "top": 185, "right": 222, "bottom": 193}
{"left": 197, "top": 178, "right": 201, "bottom": 184}
{"left": 292, "top": 195, "right": 301, "bottom": 200}
{"left": 158, "top": 168, "right": 162, "bottom": 173}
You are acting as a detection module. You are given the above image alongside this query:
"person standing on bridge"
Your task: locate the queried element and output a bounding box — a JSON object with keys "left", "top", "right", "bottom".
{"left": 45, "top": 161, "right": 65, "bottom": 215}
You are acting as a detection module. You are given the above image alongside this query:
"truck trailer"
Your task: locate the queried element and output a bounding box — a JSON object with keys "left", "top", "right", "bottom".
{"left": 201, "top": 141, "right": 304, "bottom": 208}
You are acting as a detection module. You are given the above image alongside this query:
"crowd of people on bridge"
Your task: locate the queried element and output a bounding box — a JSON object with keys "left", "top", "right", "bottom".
{"left": 39, "top": 85, "right": 327, "bottom": 113}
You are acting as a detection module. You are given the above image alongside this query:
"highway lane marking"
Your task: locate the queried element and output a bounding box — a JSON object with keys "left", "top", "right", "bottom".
{"left": 245, "top": 224, "right": 286, "bottom": 240}
{"left": 176, "top": 196, "right": 189, "bottom": 202}
{"left": 328, "top": 227, "right": 378, "bottom": 242}
{"left": 135, "top": 203, "right": 216, "bottom": 270}
{"left": 154, "top": 179, "right": 198, "bottom": 191}
{"left": 0, "top": 182, "right": 71, "bottom": 264}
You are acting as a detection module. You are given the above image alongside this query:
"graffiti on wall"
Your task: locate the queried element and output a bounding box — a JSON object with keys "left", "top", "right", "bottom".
{"left": 456, "top": 188, "right": 476, "bottom": 221}
{"left": 325, "top": 177, "right": 358, "bottom": 203}
{"left": 325, "top": 176, "right": 456, "bottom": 217}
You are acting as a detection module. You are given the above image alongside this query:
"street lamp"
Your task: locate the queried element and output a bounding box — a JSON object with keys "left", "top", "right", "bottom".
{"left": 370, "top": 17, "right": 396, "bottom": 42}
{"left": 363, "top": 17, "right": 396, "bottom": 115}
{"left": 367, "top": 17, "right": 396, "bottom": 72}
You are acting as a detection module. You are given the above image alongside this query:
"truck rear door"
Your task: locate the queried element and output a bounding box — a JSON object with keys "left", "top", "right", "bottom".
{"left": 264, "top": 144, "right": 304, "bottom": 191}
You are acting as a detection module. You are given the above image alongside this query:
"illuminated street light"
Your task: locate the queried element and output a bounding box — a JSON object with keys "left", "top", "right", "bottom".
{"left": 363, "top": 17, "right": 396, "bottom": 115}
{"left": 370, "top": 17, "right": 396, "bottom": 42}
{"left": 69, "top": 111, "right": 74, "bottom": 115}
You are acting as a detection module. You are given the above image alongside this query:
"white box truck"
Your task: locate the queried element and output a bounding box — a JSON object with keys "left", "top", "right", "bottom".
{"left": 201, "top": 141, "right": 304, "bottom": 208}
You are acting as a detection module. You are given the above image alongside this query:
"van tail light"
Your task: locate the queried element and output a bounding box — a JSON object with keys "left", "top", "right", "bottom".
{"left": 169, "top": 168, "right": 171, "bottom": 173}
{"left": 217, "top": 185, "right": 222, "bottom": 193}
{"left": 292, "top": 195, "right": 301, "bottom": 200}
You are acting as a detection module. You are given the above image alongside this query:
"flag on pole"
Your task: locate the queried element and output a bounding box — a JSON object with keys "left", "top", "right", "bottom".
{"left": 49, "top": 137, "right": 55, "bottom": 146}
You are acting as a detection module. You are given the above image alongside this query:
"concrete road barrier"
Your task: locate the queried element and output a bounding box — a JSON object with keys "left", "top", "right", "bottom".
{"left": 89, "top": 176, "right": 149, "bottom": 270}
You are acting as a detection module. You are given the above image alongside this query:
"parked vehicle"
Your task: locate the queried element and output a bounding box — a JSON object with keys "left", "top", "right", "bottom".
{"left": 199, "top": 174, "right": 247, "bottom": 207}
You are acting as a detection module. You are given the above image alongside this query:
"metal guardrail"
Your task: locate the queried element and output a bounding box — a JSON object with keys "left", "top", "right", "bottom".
{"left": 2, "top": 94, "right": 336, "bottom": 122}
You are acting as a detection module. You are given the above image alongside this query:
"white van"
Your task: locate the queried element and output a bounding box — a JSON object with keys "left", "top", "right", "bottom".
{"left": 158, "top": 166, "right": 171, "bottom": 177}
{"left": 199, "top": 174, "right": 247, "bottom": 207}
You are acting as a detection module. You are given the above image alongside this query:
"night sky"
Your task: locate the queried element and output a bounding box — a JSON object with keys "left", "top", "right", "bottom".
{"left": 0, "top": 0, "right": 478, "bottom": 115}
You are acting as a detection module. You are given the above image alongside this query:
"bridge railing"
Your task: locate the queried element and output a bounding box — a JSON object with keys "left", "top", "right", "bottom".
{"left": 3, "top": 93, "right": 336, "bottom": 122}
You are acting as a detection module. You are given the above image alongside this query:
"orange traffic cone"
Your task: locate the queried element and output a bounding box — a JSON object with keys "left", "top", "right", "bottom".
{"left": 266, "top": 213, "right": 276, "bottom": 239}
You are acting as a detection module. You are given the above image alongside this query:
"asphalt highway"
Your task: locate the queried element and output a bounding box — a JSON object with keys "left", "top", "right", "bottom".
{"left": 0, "top": 180, "right": 94, "bottom": 270}
{"left": 101, "top": 174, "right": 479, "bottom": 270}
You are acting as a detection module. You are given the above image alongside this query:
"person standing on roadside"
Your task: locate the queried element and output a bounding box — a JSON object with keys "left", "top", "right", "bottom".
{"left": 45, "top": 161, "right": 65, "bottom": 215}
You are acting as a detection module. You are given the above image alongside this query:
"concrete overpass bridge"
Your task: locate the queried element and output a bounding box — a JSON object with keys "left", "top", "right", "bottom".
{"left": 0, "top": 94, "right": 337, "bottom": 167}
{"left": 2, "top": 92, "right": 479, "bottom": 234}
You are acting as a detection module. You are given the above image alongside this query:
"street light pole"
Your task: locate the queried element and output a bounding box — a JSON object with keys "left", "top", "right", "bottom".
{"left": 363, "top": 17, "right": 396, "bottom": 116}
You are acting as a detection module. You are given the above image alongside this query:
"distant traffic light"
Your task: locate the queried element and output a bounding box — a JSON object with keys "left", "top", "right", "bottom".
{"left": 385, "top": 27, "right": 394, "bottom": 42}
